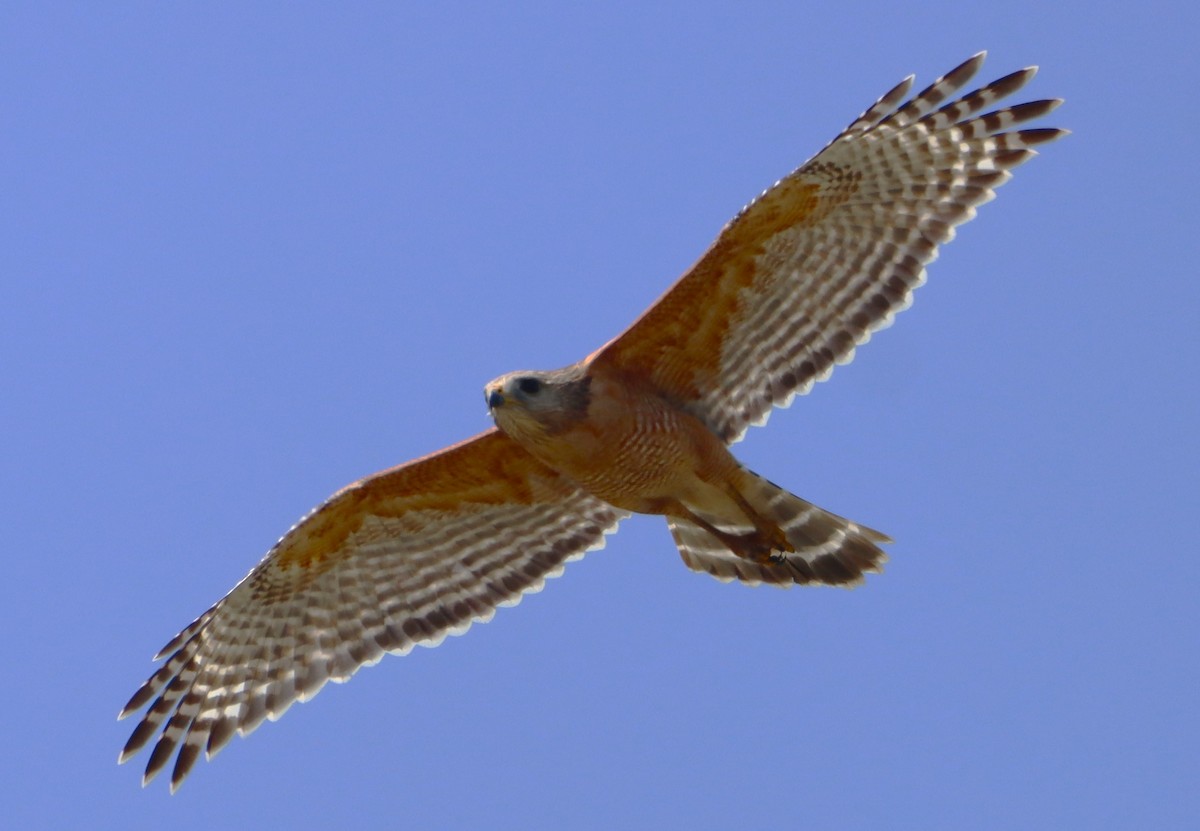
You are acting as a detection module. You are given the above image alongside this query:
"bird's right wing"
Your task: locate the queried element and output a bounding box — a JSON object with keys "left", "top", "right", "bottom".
{"left": 119, "top": 427, "right": 624, "bottom": 791}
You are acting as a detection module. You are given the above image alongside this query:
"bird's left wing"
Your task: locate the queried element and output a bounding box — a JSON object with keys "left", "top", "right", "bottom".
{"left": 119, "top": 428, "right": 624, "bottom": 791}
{"left": 589, "top": 53, "right": 1066, "bottom": 442}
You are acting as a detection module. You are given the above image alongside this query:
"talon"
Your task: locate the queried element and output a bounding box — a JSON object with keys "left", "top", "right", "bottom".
{"left": 725, "top": 532, "right": 773, "bottom": 563}
{"left": 744, "top": 534, "right": 790, "bottom": 565}
{"left": 767, "top": 530, "right": 794, "bottom": 556}
{"left": 682, "top": 510, "right": 793, "bottom": 565}
{"left": 755, "top": 527, "right": 792, "bottom": 563}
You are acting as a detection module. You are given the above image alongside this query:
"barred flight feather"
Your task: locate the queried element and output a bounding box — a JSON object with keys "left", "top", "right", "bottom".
{"left": 121, "top": 53, "right": 1064, "bottom": 793}
{"left": 670, "top": 470, "right": 889, "bottom": 587}
{"left": 120, "top": 431, "right": 624, "bottom": 792}
{"left": 592, "top": 52, "right": 1066, "bottom": 444}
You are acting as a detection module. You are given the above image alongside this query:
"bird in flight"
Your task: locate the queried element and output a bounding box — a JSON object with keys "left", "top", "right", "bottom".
{"left": 120, "top": 52, "right": 1065, "bottom": 791}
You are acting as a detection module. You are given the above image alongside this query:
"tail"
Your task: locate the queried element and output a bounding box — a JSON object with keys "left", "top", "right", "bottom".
{"left": 668, "top": 470, "right": 890, "bottom": 587}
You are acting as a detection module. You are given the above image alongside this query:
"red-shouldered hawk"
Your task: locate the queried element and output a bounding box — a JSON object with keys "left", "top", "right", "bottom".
{"left": 120, "top": 52, "right": 1065, "bottom": 791}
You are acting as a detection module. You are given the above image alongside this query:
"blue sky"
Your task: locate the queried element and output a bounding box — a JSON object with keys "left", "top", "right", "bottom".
{"left": 3, "top": 2, "right": 1197, "bottom": 829}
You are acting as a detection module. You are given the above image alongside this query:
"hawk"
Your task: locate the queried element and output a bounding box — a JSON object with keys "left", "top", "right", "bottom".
{"left": 120, "top": 52, "right": 1065, "bottom": 791}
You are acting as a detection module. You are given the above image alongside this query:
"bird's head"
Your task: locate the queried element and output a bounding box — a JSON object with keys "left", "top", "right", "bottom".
{"left": 485, "top": 365, "right": 591, "bottom": 443}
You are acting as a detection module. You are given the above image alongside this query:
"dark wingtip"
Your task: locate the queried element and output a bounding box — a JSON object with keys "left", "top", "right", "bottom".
{"left": 1020, "top": 126, "right": 1069, "bottom": 145}
{"left": 119, "top": 682, "right": 154, "bottom": 720}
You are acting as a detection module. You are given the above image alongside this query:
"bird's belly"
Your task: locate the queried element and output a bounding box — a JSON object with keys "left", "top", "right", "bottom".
{"left": 552, "top": 409, "right": 741, "bottom": 518}
{"left": 570, "top": 434, "right": 693, "bottom": 513}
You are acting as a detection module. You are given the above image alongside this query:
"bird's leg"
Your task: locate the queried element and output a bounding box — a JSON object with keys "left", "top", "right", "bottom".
{"left": 680, "top": 507, "right": 792, "bottom": 565}
{"left": 723, "top": 483, "right": 795, "bottom": 556}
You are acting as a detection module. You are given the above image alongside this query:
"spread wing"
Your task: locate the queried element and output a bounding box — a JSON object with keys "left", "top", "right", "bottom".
{"left": 118, "top": 428, "right": 625, "bottom": 792}
{"left": 589, "top": 52, "right": 1066, "bottom": 443}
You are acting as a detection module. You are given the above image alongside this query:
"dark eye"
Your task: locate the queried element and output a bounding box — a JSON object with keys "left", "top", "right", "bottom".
{"left": 517, "top": 377, "right": 542, "bottom": 396}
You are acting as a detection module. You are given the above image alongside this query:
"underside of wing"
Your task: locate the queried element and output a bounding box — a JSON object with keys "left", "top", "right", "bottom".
{"left": 590, "top": 52, "right": 1066, "bottom": 443}
{"left": 118, "top": 428, "right": 625, "bottom": 791}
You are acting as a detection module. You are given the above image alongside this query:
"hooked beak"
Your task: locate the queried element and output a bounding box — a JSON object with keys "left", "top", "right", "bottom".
{"left": 487, "top": 388, "right": 505, "bottom": 409}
